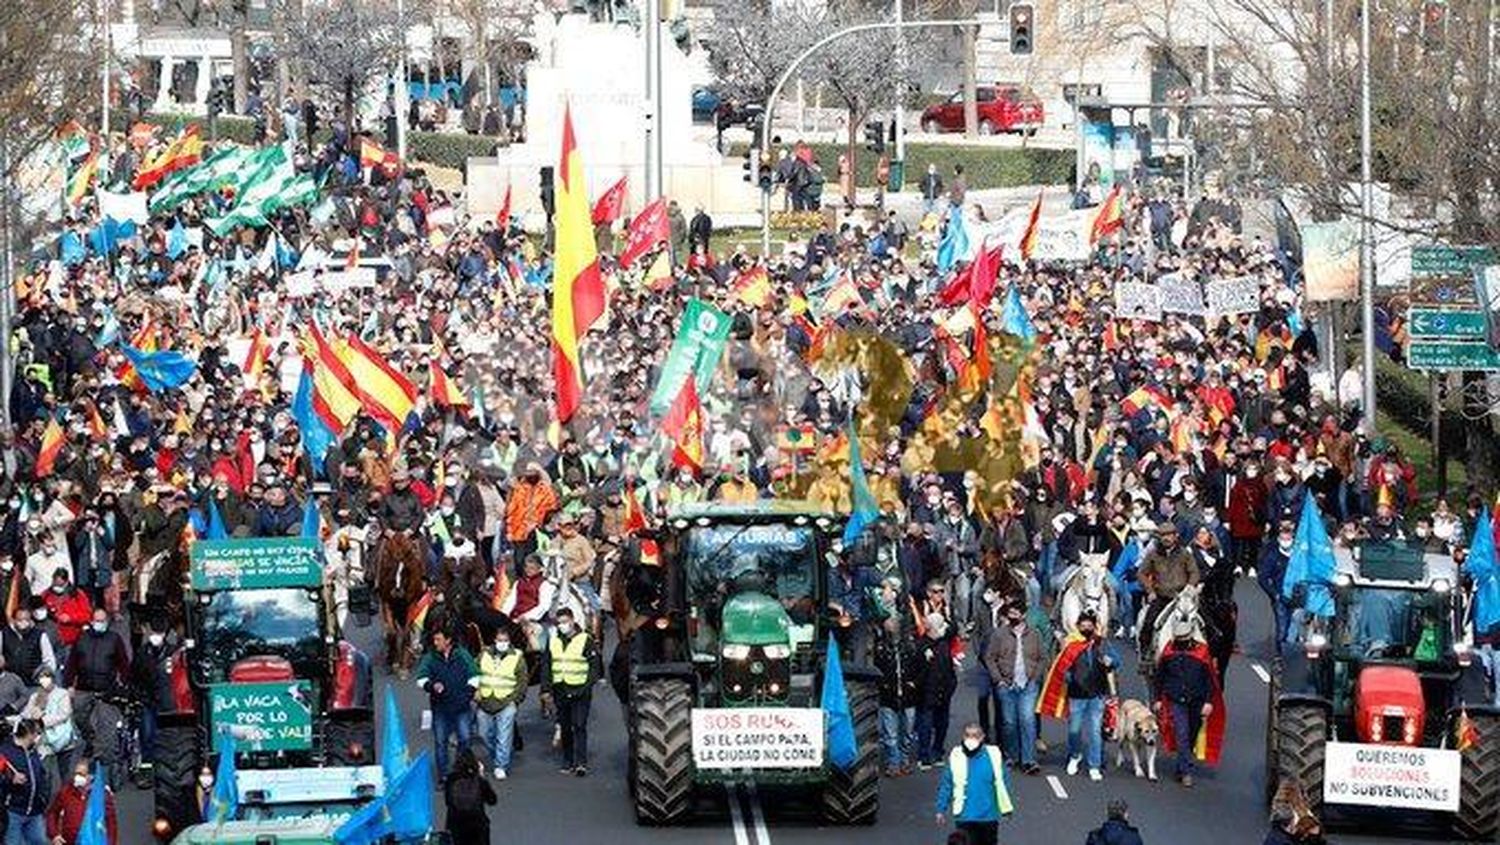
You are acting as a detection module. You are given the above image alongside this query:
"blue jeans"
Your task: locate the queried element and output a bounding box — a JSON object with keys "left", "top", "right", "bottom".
{"left": 432, "top": 707, "right": 475, "bottom": 779}
{"left": 140, "top": 706, "right": 158, "bottom": 764}
{"left": 1170, "top": 702, "right": 1202, "bottom": 778}
{"left": 477, "top": 703, "right": 517, "bottom": 771}
{"left": 878, "top": 706, "right": 916, "bottom": 769}
{"left": 5, "top": 811, "right": 46, "bottom": 845}
{"left": 997, "top": 682, "right": 1039, "bottom": 766}
{"left": 914, "top": 704, "right": 950, "bottom": 765}
{"left": 1066, "top": 697, "right": 1106, "bottom": 771}
{"left": 1037, "top": 542, "right": 1058, "bottom": 598}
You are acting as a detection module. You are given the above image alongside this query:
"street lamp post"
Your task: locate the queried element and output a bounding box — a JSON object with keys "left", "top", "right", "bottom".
{"left": 1359, "top": 0, "right": 1377, "bottom": 433}
{"left": 396, "top": 0, "right": 408, "bottom": 161}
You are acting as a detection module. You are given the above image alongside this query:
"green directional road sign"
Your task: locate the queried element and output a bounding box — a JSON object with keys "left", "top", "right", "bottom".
{"left": 1407, "top": 308, "right": 1488, "bottom": 340}
{"left": 1407, "top": 341, "right": 1500, "bottom": 371}
{"left": 210, "top": 681, "right": 314, "bottom": 751}
{"left": 1411, "top": 245, "right": 1496, "bottom": 275}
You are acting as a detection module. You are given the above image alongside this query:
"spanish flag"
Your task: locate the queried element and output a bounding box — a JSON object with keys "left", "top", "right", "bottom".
{"left": 622, "top": 481, "right": 647, "bottom": 535}
{"left": 550, "top": 106, "right": 606, "bottom": 423}
{"left": 305, "top": 326, "right": 362, "bottom": 432}
{"left": 1156, "top": 642, "right": 1227, "bottom": 765}
{"left": 1036, "top": 633, "right": 1092, "bottom": 719}
{"left": 336, "top": 335, "right": 419, "bottom": 435}
{"left": 732, "top": 265, "right": 771, "bottom": 307}
{"left": 1089, "top": 184, "right": 1124, "bottom": 245}
{"left": 242, "top": 328, "right": 270, "bottom": 388}
{"left": 429, "top": 358, "right": 469, "bottom": 410}
{"left": 132, "top": 124, "right": 203, "bottom": 190}
{"left": 35, "top": 416, "right": 67, "bottom": 479}
{"left": 66, "top": 153, "right": 98, "bottom": 208}
{"left": 661, "top": 376, "right": 704, "bottom": 472}
{"left": 490, "top": 566, "right": 513, "bottom": 612}
{"left": 115, "top": 320, "right": 158, "bottom": 393}
{"left": 85, "top": 402, "right": 108, "bottom": 442}
{"left": 1019, "top": 189, "right": 1043, "bottom": 260}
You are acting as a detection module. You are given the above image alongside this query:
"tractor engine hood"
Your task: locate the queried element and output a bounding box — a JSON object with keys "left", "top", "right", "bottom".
{"left": 719, "top": 592, "right": 793, "bottom": 704}
{"left": 1355, "top": 664, "right": 1426, "bottom": 745}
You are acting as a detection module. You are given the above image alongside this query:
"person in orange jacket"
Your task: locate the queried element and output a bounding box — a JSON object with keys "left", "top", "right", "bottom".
{"left": 46, "top": 759, "right": 118, "bottom": 845}
{"left": 505, "top": 463, "right": 558, "bottom": 572}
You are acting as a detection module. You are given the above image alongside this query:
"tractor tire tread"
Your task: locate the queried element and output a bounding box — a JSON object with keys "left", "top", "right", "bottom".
{"left": 820, "top": 679, "right": 881, "bottom": 825}
{"left": 632, "top": 677, "right": 694, "bottom": 825}
{"left": 1456, "top": 712, "right": 1500, "bottom": 841}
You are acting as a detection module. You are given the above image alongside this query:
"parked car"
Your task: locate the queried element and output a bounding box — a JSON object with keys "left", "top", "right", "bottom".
{"left": 692, "top": 87, "right": 722, "bottom": 123}
{"left": 919, "top": 85, "right": 1043, "bottom": 135}
{"left": 692, "top": 87, "right": 764, "bottom": 128}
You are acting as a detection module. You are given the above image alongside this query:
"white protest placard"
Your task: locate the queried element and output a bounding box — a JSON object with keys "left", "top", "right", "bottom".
{"left": 691, "top": 707, "right": 824, "bottom": 770}
{"left": 1322, "top": 742, "right": 1460, "bottom": 812}
{"left": 320, "top": 267, "right": 379, "bottom": 293}
{"left": 1157, "top": 273, "right": 1204, "bottom": 315}
{"left": 1030, "top": 208, "right": 1095, "bottom": 262}
{"left": 1114, "top": 280, "right": 1164, "bottom": 321}
{"left": 1205, "top": 276, "right": 1262, "bottom": 316}
{"left": 283, "top": 271, "right": 318, "bottom": 298}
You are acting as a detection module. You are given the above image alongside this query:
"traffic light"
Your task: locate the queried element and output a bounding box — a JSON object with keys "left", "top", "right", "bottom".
{"left": 743, "top": 147, "right": 760, "bottom": 187}
{"left": 1009, "top": 3, "right": 1034, "bottom": 55}
{"left": 757, "top": 149, "right": 773, "bottom": 192}
{"left": 539, "top": 166, "right": 555, "bottom": 219}
{"left": 207, "top": 79, "right": 226, "bottom": 118}
{"left": 864, "top": 121, "right": 886, "bottom": 154}
{"left": 1421, "top": 0, "right": 1447, "bottom": 49}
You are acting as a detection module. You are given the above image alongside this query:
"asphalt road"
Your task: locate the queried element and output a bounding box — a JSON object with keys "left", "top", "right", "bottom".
{"left": 112, "top": 578, "right": 1470, "bottom": 845}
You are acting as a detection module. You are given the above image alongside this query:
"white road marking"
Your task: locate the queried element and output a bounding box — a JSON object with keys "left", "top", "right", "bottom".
{"left": 1251, "top": 662, "right": 1271, "bottom": 684}
{"left": 747, "top": 782, "right": 771, "bottom": 844}
{"left": 728, "top": 784, "right": 752, "bottom": 845}
{"left": 1046, "top": 774, "right": 1069, "bottom": 799}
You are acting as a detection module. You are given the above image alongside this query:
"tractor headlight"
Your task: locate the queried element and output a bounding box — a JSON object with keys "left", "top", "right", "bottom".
{"left": 1432, "top": 578, "right": 1452, "bottom": 594}
{"left": 762, "top": 644, "right": 791, "bottom": 659}
{"left": 1335, "top": 573, "right": 1354, "bottom": 588}
{"left": 1456, "top": 639, "right": 1474, "bottom": 666}
{"left": 722, "top": 644, "right": 752, "bottom": 660}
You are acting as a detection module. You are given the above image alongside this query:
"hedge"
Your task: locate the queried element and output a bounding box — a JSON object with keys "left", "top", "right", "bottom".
{"left": 114, "top": 112, "right": 502, "bottom": 170}
{"left": 730, "top": 141, "right": 1074, "bottom": 190}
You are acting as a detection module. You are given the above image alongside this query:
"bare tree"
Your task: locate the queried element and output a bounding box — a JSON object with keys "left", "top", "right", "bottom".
{"left": 444, "top": 0, "right": 532, "bottom": 116}
{"left": 0, "top": 0, "right": 103, "bottom": 177}
{"left": 703, "top": 0, "right": 825, "bottom": 104}
{"left": 284, "top": 0, "right": 408, "bottom": 127}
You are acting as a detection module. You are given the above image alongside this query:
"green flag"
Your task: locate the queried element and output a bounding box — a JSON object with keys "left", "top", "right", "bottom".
{"left": 648, "top": 298, "right": 733, "bottom": 416}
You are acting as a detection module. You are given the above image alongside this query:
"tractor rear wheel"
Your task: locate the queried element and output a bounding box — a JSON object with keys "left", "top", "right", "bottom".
{"left": 1455, "top": 711, "right": 1500, "bottom": 841}
{"left": 632, "top": 677, "right": 694, "bottom": 825}
{"left": 154, "top": 723, "right": 202, "bottom": 834}
{"left": 1272, "top": 703, "right": 1326, "bottom": 817}
{"left": 326, "top": 714, "right": 376, "bottom": 767}
{"left": 821, "top": 679, "right": 880, "bottom": 825}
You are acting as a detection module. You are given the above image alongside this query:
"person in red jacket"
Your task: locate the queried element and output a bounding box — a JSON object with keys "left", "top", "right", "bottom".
{"left": 1227, "top": 462, "right": 1268, "bottom": 578}
{"left": 46, "top": 759, "right": 118, "bottom": 845}
{"left": 42, "top": 570, "right": 93, "bottom": 649}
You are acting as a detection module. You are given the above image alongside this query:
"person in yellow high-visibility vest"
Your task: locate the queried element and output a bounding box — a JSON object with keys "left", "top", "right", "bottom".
{"left": 542, "top": 607, "right": 598, "bottom": 776}
{"left": 474, "top": 626, "right": 528, "bottom": 780}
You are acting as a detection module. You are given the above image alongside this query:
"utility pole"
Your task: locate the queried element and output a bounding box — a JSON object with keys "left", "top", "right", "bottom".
{"left": 1359, "top": 0, "right": 1377, "bottom": 433}
{"left": 0, "top": 126, "right": 12, "bottom": 431}
{"left": 396, "top": 0, "right": 409, "bottom": 161}
{"left": 101, "top": 0, "right": 112, "bottom": 162}
{"left": 893, "top": 0, "right": 906, "bottom": 170}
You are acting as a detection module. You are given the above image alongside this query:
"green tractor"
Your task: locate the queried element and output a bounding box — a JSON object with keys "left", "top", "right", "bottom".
{"left": 624, "top": 501, "right": 883, "bottom": 826}
{"left": 1267, "top": 541, "right": 1500, "bottom": 840}
{"left": 153, "top": 538, "right": 375, "bottom": 841}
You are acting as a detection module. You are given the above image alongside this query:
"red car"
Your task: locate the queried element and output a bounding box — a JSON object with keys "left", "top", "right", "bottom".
{"left": 920, "top": 85, "right": 1044, "bottom": 135}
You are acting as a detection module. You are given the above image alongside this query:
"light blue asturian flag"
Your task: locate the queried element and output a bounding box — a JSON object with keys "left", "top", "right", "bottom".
{"left": 291, "top": 365, "right": 337, "bottom": 475}
{"left": 381, "top": 684, "right": 409, "bottom": 788}
{"left": 75, "top": 764, "right": 109, "bottom": 845}
{"left": 936, "top": 204, "right": 971, "bottom": 274}
{"left": 1466, "top": 508, "right": 1500, "bottom": 632}
{"left": 206, "top": 499, "right": 229, "bottom": 541}
{"left": 1282, "top": 496, "right": 1336, "bottom": 618}
{"left": 999, "top": 284, "right": 1037, "bottom": 343}
{"left": 300, "top": 497, "right": 321, "bottom": 539}
{"left": 821, "top": 637, "right": 858, "bottom": 771}
{"left": 120, "top": 344, "right": 198, "bottom": 392}
{"left": 843, "top": 416, "right": 879, "bottom": 547}
{"left": 333, "top": 749, "right": 434, "bottom": 845}
{"left": 208, "top": 731, "right": 238, "bottom": 824}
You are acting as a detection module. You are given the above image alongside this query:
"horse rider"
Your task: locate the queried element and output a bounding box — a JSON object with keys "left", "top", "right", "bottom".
{"left": 554, "top": 514, "right": 600, "bottom": 644}
{"left": 1136, "top": 524, "right": 1200, "bottom": 655}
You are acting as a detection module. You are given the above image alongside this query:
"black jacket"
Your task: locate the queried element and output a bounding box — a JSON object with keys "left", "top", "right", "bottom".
{"left": 1157, "top": 644, "right": 1213, "bottom": 706}
{"left": 1087, "top": 818, "right": 1145, "bottom": 845}
{"left": 0, "top": 740, "right": 47, "bottom": 816}
{"left": 873, "top": 632, "right": 920, "bottom": 710}
{"left": 914, "top": 634, "right": 956, "bottom": 708}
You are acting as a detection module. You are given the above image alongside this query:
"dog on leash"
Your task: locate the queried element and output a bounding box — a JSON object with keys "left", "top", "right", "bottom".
{"left": 1112, "top": 698, "right": 1160, "bottom": 781}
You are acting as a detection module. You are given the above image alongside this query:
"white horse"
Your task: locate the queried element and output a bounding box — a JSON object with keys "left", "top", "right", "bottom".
{"left": 324, "top": 525, "right": 368, "bottom": 630}
{"left": 1058, "top": 553, "right": 1114, "bottom": 635}
{"left": 1147, "top": 583, "right": 1207, "bottom": 662}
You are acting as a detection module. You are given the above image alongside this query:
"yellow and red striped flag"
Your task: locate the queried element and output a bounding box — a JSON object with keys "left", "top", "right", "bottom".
{"left": 1019, "top": 189, "right": 1043, "bottom": 260}
{"left": 133, "top": 125, "right": 203, "bottom": 190}
{"left": 85, "top": 402, "right": 108, "bottom": 443}
{"left": 35, "top": 416, "right": 67, "bottom": 478}
{"left": 304, "top": 326, "right": 363, "bottom": 432}
{"left": 732, "top": 265, "right": 771, "bottom": 308}
{"left": 243, "top": 327, "right": 270, "bottom": 388}
{"left": 550, "top": 106, "right": 607, "bottom": 423}
{"left": 67, "top": 153, "right": 98, "bottom": 207}
{"left": 1089, "top": 184, "right": 1124, "bottom": 245}
{"left": 337, "top": 335, "right": 419, "bottom": 435}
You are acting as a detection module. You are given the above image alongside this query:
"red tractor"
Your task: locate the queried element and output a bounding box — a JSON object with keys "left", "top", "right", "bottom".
{"left": 1267, "top": 542, "right": 1500, "bottom": 840}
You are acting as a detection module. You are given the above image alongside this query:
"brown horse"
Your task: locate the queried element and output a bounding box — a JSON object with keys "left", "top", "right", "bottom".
{"left": 374, "top": 531, "right": 428, "bottom": 677}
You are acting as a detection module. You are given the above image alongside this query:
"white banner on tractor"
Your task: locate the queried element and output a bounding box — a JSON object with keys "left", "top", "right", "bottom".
{"left": 691, "top": 708, "right": 825, "bottom": 770}
{"left": 1322, "top": 742, "right": 1461, "bottom": 812}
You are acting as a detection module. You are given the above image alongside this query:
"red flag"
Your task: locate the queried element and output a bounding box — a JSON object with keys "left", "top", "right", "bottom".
{"left": 591, "top": 176, "right": 627, "bottom": 226}
{"left": 35, "top": 417, "right": 66, "bottom": 478}
{"left": 622, "top": 481, "right": 647, "bottom": 536}
{"left": 1089, "top": 184, "right": 1124, "bottom": 245}
{"left": 496, "top": 184, "right": 512, "bottom": 230}
{"left": 618, "top": 197, "right": 670, "bottom": 267}
{"left": 551, "top": 105, "right": 607, "bottom": 423}
{"left": 661, "top": 378, "right": 704, "bottom": 472}
{"left": 936, "top": 245, "right": 1002, "bottom": 308}
{"left": 1019, "top": 189, "right": 1043, "bottom": 260}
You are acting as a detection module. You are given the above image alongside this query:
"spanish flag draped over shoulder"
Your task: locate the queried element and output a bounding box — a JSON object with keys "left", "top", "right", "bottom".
{"left": 35, "top": 416, "right": 67, "bottom": 479}
{"left": 1089, "top": 184, "right": 1124, "bottom": 245}
{"left": 1036, "top": 633, "right": 1091, "bottom": 719}
{"left": 1019, "top": 189, "right": 1043, "bottom": 260}
{"left": 551, "top": 107, "right": 607, "bottom": 423}
{"left": 1156, "top": 642, "right": 1227, "bottom": 765}
{"left": 622, "top": 481, "right": 647, "bottom": 535}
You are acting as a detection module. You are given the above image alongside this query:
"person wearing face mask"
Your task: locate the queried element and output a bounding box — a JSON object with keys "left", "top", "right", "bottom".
{"left": 985, "top": 599, "right": 1043, "bottom": 775}
{"left": 1, "top": 606, "right": 55, "bottom": 689}
{"left": 504, "top": 463, "right": 559, "bottom": 573}
{"left": 542, "top": 607, "right": 597, "bottom": 777}
{"left": 1153, "top": 618, "right": 1225, "bottom": 788}
{"left": 1, "top": 720, "right": 51, "bottom": 843}
{"left": 1037, "top": 609, "right": 1118, "bottom": 782}
{"left": 44, "top": 759, "right": 118, "bottom": 845}
{"left": 129, "top": 618, "right": 175, "bottom": 771}
{"left": 933, "top": 722, "right": 1015, "bottom": 845}
{"left": 41, "top": 570, "right": 91, "bottom": 652}
{"left": 935, "top": 500, "right": 981, "bottom": 632}
{"left": 23, "top": 524, "right": 72, "bottom": 601}
{"left": 20, "top": 666, "right": 76, "bottom": 796}
{"left": 474, "top": 626, "right": 528, "bottom": 780}
{"left": 64, "top": 608, "right": 130, "bottom": 773}
{"left": 1228, "top": 461, "right": 1268, "bottom": 578}
{"left": 1257, "top": 521, "right": 1297, "bottom": 655}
